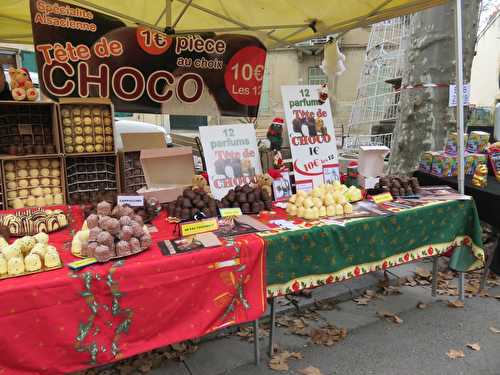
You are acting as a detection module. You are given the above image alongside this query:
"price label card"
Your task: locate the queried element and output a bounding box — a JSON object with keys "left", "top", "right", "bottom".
{"left": 219, "top": 207, "right": 242, "bottom": 217}
{"left": 372, "top": 192, "right": 393, "bottom": 204}
{"left": 117, "top": 195, "right": 144, "bottom": 207}
{"left": 180, "top": 218, "right": 219, "bottom": 237}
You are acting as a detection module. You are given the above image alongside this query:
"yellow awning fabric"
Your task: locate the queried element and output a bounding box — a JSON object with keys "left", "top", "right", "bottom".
{"left": 0, "top": 0, "right": 446, "bottom": 46}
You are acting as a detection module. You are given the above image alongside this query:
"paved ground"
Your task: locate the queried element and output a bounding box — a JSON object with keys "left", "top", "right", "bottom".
{"left": 83, "top": 260, "right": 500, "bottom": 375}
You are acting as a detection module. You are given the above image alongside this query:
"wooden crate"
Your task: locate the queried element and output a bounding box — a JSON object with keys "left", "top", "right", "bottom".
{"left": 58, "top": 98, "right": 116, "bottom": 155}
{"left": 65, "top": 154, "right": 120, "bottom": 204}
{"left": 0, "top": 100, "right": 61, "bottom": 157}
{"left": 1, "top": 155, "right": 66, "bottom": 209}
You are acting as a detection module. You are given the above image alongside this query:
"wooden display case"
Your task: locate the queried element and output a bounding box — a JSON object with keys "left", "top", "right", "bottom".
{"left": 65, "top": 154, "right": 120, "bottom": 204}
{"left": 0, "top": 101, "right": 61, "bottom": 157}
{"left": 58, "top": 98, "right": 115, "bottom": 155}
{"left": 1, "top": 155, "right": 66, "bottom": 209}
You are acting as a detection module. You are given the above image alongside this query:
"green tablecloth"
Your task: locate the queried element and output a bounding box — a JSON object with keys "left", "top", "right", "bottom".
{"left": 261, "top": 200, "right": 484, "bottom": 297}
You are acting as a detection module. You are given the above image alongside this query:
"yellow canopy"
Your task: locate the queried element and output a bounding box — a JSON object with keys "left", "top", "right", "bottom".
{"left": 1, "top": 0, "right": 446, "bottom": 46}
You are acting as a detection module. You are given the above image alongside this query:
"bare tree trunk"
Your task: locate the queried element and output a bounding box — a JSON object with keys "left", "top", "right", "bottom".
{"left": 388, "top": 0, "right": 480, "bottom": 174}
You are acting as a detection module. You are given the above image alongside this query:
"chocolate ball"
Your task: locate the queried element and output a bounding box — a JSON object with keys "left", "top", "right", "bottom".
{"left": 182, "top": 198, "right": 192, "bottom": 209}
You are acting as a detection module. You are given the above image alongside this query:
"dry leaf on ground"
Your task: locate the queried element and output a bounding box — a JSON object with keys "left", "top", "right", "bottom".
{"left": 404, "top": 276, "right": 417, "bottom": 287}
{"left": 446, "top": 349, "right": 465, "bottom": 359}
{"left": 489, "top": 326, "right": 500, "bottom": 334}
{"left": 298, "top": 366, "right": 324, "bottom": 375}
{"left": 415, "top": 267, "right": 431, "bottom": 279}
{"left": 377, "top": 310, "right": 403, "bottom": 324}
{"left": 448, "top": 300, "right": 465, "bottom": 308}
{"left": 353, "top": 289, "right": 378, "bottom": 305}
{"left": 268, "top": 351, "right": 303, "bottom": 372}
{"left": 353, "top": 296, "right": 371, "bottom": 305}
{"left": 466, "top": 343, "right": 481, "bottom": 351}
{"left": 382, "top": 286, "right": 402, "bottom": 296}
{"left": 416, "top": 302, "right": 428, "bottom": 309}
{"left": 309, "top": 325, "right": 347, "bottom": 346}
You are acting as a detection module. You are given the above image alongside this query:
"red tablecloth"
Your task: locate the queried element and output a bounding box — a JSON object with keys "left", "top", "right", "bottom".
{"left": 0, "top": 206, "right": 267, "bottom": 375}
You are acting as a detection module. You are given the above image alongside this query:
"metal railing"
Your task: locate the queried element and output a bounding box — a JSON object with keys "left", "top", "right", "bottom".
{"left": 342, "top": 132, "right": 393, "bottom": 153}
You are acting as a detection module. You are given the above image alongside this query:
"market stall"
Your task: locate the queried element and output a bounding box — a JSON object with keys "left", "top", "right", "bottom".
{"left": 0, "top": 205, "right": 266, "bottom": 375}
{"left": 0, "top": 0, "right": 483, "bottom": 373}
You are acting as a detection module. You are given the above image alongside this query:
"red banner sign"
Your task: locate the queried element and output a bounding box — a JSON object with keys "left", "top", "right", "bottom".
{"left": 30, "top": 0, "right": 267, "bottom": 116}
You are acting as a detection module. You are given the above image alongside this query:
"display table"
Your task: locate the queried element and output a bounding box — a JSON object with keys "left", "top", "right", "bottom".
{"left": 0, "top": 206, "right": 267, "bottom": 375}
{"left": 414, "top": 171, "right": 500, "bottom": 274}
{"left": 259, "top": 199, "right": 484, "bottom": 297}
{"left": 257, "top": 199, "right": 484, "bottom": 356}
{"left": 414, "top": 171, "right": 500, "bottom": 228}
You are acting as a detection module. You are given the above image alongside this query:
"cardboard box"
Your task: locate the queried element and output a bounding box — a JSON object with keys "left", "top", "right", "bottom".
{"left": 138, "top": 147, "right": 194, "bottom": 203}
{"left": 431, "top": 152, "right": 445, "bottom": 175}
{"left": 444, "top": 132, "right": 468, "bottom": 155}
{"left": 0, "top": 100, "right": 61, "bottom": 157}
{"left": 2, "top": 155, "right": 66, "bottom": 209}
{"left": 58, "top": 98, "right": 116, "bottom": 155}
{"left": 465, "top": 153, "right": 488, "bottom": 175}
{"left": 119, "top": 132, "right": 167, "bottom": 194}
{"left": 419, "top": 151, "right": 435, "bottom": 173}
{"left": 65, "top": 154, "right": 120, "bottom": 204}
{"left": 358, "top": 145, "right": 389, "bottom": 188}
{"left": 466, "top": 131, "right": 490, "bottom": 154}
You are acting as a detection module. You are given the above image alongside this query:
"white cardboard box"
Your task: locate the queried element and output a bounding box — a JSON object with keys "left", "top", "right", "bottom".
{"left": 358, "top": 145, "right": 389, "bottom": 188}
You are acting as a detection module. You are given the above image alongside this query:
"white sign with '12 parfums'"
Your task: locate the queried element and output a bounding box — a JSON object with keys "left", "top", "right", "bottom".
{"left": 281, "top": 85, "right": 340, "bottom": 191}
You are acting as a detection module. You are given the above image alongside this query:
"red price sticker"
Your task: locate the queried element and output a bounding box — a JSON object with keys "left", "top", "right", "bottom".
{"left": 224, "top": 46, "right": 266, "bottom": 106}
{"left": 136, "top": 26, "right": 173, "bottom": 55}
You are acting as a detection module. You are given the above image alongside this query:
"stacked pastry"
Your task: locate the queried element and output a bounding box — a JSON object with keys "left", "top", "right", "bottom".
{"left": 60, "top": 105, "right": 114, "bottom": 153}
{"left": 72, "top": 201, "right": 152, "bottom": 262}
{"left": 0, "top": 208, "right": 68, "bottom": 236}
{"left": 4, "top": 158, "right": 64, "bottom": 209}
{"left": 286, "top": 182, "right": 363, "bottom": 220}
{"left": 0, "top": 232, "right": 62, "bottom": 277}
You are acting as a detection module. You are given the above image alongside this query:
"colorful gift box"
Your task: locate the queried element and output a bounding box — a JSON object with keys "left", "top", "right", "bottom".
{"left": 419, "top": 151, "right": 434, "bottom": 173}
{"left": 442, "top": 155, "right": 457, "bottom": 177}
{"left": 444, "top": 132, "right": 468, "bottom": 155}
{"left": 466, "top": 131, "right": 490, "bottom": 154}
{"left": 465, "top": 153, "right": 488, "bottom": 175}
{"left": 431, "top": 153, "right": 446, "bottom": 176}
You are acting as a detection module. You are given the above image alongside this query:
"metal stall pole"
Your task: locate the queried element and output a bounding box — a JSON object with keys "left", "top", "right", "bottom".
{"left": 432, "top": 256, "right": 438, "bottom": 297}
{"left": 253, "top": 320, "right": 260, "bottom": 365}
{"left": 268, "top": 297, "right": 276, "bottom": 357}
{"left": 453, "top": 0, "right": 466, "bottom": 302}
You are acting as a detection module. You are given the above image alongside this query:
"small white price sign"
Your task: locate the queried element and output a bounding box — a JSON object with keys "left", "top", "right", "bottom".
{"left": 117, "top": 195, "right": 144, "bottom": 207}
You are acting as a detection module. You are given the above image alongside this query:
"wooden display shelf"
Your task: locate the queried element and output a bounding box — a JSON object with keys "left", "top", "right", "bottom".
{"left": 58, "top": 98, "right": 116, "bottom": 156}
{"left": 0, "top": 100, "right": 62, "bottom": 157}
{"left": 64, "top": 153, "right": 121, "bottom": 204}
{"left": 1, "top": 154, "right": 67, "bottom": 209}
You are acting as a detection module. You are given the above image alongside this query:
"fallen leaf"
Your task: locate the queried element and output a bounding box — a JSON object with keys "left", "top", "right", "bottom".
{"left": 268, "top": 351, "right": 302, "bottom": 372}
{"left": 298, "top": 366, "right": 324, "bottom": 375}
{"left": 377, "top": 310, "right": 403, "bottom": 324}
{"left": 489, "top": 326, "right": 500, "bottom": 334}
{"left": 446, "top": 349, "right": 465, "bottom": 359}
{"left": 448, "top": 300, "right": 465, "bottom": 308}
{"left": 309, "top": 325, "right": 347, "bottom": 346}
{"left": 404, "top": 276, "right": 417, "bottom": 287}
{"left": 353, "top": 296, "right": 370, "bottom": 305}
{"left": 466, "top": 342, "right": 480, "bottom": 351}
{"left": 382, "top": 286, "right": 402, "bottom": 296}
{"left": 416, "top": 302, "right": 428, "bottom": 309}
{"left": 415, "top": 267, "right": 431, "bottom": 279}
